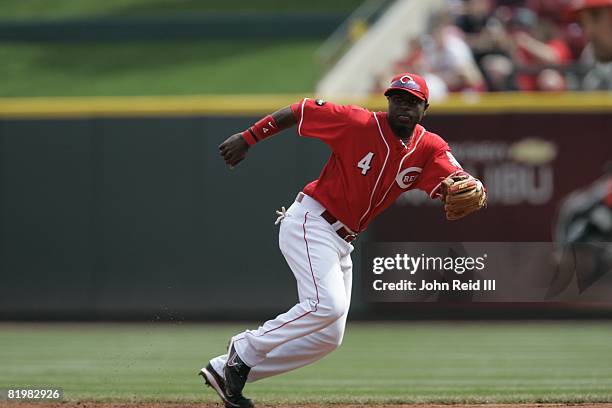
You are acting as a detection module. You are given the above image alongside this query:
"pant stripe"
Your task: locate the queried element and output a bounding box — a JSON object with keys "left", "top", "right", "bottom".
{"left": 259, "top": 310, "right": 313, "bottom": 337}
{"left": 302, "top": 212, "right": 320, "bottom": 307}
{"left": 253, "top": 211, "right": 319, "bottom": 337}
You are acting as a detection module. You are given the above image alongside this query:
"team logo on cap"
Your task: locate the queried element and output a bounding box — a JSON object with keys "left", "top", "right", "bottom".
{"left": 396, "top": 166, "right": 422, "bottom": 189}
{"left": 391, "top": 75, "right": 422, "bottom": 93}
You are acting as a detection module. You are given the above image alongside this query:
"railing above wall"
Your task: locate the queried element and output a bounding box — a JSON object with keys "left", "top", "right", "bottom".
{"left": 1, "top": 92, "right": 611, "bottom": 119}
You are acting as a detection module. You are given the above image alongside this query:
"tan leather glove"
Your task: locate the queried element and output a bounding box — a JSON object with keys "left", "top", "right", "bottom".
{"left": 440, "top": 173, "right": 487, "bottom": 220}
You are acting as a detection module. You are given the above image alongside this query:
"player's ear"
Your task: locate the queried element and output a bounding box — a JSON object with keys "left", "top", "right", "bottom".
{"left": 423, "top": 102, "right": 429, "bottom": 115}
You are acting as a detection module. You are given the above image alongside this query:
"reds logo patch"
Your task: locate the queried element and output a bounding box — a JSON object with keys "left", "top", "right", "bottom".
{"left": 391, "top": 75, "right": 422, "bottom": 93}
{"left": 396, "top": 166, "right": 422, "bottom": 189}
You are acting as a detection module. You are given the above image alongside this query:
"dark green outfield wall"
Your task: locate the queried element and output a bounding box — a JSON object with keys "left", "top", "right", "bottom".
{"left": 0, "top": 116, "right": 341, "bottom": 320}
{"left": 1, "top": 112, "right": 611, "bottom": 320}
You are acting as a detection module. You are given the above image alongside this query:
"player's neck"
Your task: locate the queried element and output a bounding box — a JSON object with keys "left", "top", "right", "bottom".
{"left": 390, "top": 123, "right": 415, "bottom": 142}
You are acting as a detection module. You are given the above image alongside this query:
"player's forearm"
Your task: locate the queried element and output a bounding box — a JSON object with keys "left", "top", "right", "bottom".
{"left": 241, "top": 106, "right": 297, "bottom": 146}
{"left": 272, "top": 106, "right": 298, "bottom": 129}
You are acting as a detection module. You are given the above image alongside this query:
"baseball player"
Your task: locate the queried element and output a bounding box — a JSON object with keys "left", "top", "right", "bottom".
{"left": 199, "top": 73, "right": 486, "bottom": 408}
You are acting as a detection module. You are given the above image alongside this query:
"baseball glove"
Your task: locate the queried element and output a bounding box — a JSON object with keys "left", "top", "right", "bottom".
{"left": 440, "top": 173, "right": 486, "bottom": 220}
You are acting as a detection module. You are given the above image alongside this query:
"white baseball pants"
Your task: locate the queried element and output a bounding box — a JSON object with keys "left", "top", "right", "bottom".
{"left": 210, "top": 193, "right": 354, "bottom": 382}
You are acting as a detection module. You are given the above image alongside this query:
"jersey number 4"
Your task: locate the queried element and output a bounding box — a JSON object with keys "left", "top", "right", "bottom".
{"left": 357, "top": 152, "right": 374, "bottom": 175}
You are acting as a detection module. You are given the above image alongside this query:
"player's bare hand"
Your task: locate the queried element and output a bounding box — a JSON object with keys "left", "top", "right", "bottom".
{"left": 219, "top": 133, "right": 249, "bottom": 169}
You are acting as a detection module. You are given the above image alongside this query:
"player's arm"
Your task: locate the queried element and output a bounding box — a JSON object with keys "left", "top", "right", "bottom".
{"left": 219, "top": 107, "right": 297, "bottom": 168}
{"left": 417, "top": 144, "right": 486, "bottom": 220}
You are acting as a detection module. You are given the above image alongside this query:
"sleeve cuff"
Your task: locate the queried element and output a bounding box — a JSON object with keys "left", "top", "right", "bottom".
{"left": 241, "top": 129, "right": 257, "bottom": 146}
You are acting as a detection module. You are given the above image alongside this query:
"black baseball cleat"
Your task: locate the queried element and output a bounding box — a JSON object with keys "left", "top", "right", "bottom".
{"left": 224, "top": 339, "right": 252, "bottom": 404}
{"left": 199, "top": 363, "right": 254, "bottom": 408}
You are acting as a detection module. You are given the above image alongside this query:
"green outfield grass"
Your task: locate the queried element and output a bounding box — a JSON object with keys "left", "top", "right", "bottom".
{"left": 0, "top": 40, "right": 320, "bottom": 97}
{"left": 0, "top": 0, "right": 364, "bottom": 97}
{"left": 1, "top": 321, "right": 611, "bottom": 404}
{"left": 0, "top": 0, "right": 363, "bottom": 19}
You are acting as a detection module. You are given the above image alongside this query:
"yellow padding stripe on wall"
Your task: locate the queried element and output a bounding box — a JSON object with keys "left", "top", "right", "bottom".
{"left": 0, "top": 92, "right": 611, "bottom": 119}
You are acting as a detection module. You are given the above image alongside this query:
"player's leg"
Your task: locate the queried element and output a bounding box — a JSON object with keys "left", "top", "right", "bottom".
{"left": 230, "top": 211, "right": 348, "bottom": 366}
{"left": 213, "top": 247, "right": 353, "bottom": 382}
{"left": 245, "top": 311, "right": 347, "bottom": 382}
{"left": 247, "top": 253, "right": 352, "bottom": 382}
{"left": 209, "top": 207, "right": 351, "bottom": 374}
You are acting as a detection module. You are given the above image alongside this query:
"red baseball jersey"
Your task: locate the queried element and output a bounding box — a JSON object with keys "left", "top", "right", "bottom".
{"left": 291, "top": 98, "right": 463, "bottom": 233}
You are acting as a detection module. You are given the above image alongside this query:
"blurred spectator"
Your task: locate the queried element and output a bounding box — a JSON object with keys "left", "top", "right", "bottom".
{"left": 386, "top": 12, "right": 485, "bottom": 97}
{"left": 391, "top": 38, "right": 451, "bottom": 100}
{"left": 378, "top": 0, "right": 609, "bottom": 94}
{"left": 423, "top": 21, "right": 486, "bottom": 92}
{"left": 455, "top": 0, "right": 515, "bottom": 90}
{"left": 569, "top": 0, "right": 612, "bottom": 90}
{"left": 510, "top": 11, "right": 572, "bottom": 91}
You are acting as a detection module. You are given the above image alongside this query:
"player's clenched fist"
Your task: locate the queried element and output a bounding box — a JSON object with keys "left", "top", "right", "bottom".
{"left": 219, "top": 133, "right": 250, "bottom": 168}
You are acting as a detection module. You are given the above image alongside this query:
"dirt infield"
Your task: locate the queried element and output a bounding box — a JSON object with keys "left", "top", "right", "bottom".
{"left": 5, "top": 403, "right": 612, "bottom": 408}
